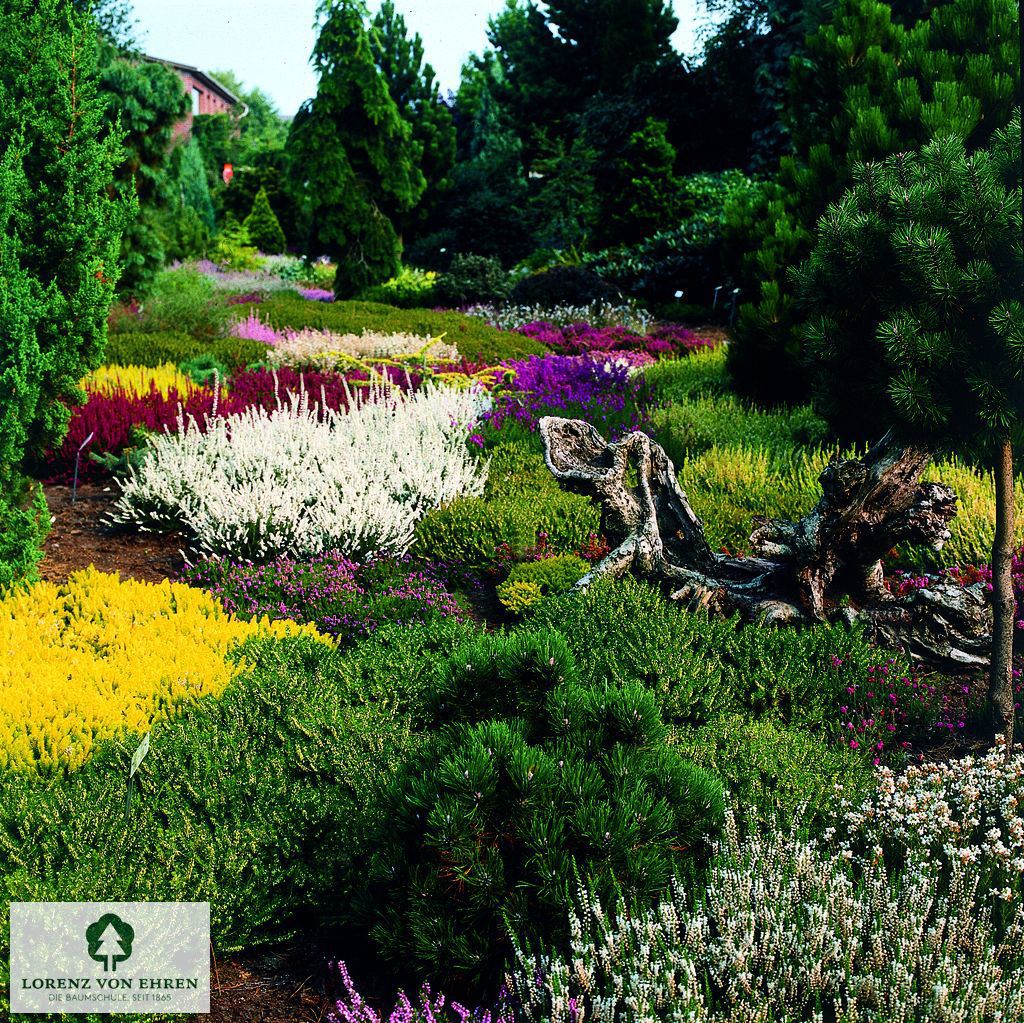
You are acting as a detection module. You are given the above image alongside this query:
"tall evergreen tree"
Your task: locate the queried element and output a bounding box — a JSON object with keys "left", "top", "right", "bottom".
{"left": 244, "top": 187, "right": 287, "bottom": 254}
{"left": 725, "top": 0, "right": 1019, "bottom": 406}
{"left": 794, "top": 117, "right": 1023, "bottom": 750}
{"left": 97, "top": 49, "right": 189, "bottom": 294}
{"left": 0, "top": 0, "right": 131, "bottom": 586}
{"left": 287, "top": 0, "right": 425, "bottom": 296}
{"left": 370, "top": 1, "right": 456, "bottom": 238}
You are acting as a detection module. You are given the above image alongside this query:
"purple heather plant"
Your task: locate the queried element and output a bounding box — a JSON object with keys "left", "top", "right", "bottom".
{"left": 329, "top": 962, "right": 514, "bottom": 1023}
{"left": 298, "top": 286, "right": 336, "bottom": 302}
{"left": 181, "top": 551, "right": 466, "bottom": 643}
{"left": 231, "top": 307, "right": 283, "bottom": 344}
{"left": 484, "top": 354, "right": 652, "bottom": 439}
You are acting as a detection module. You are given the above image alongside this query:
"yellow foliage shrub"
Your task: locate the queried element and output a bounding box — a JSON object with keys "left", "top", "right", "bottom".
{"left": 83, "top": 362, "right": 204, "bottom": 398}
{"left": 0, "top": 568, "right": 327, "bottom": 774}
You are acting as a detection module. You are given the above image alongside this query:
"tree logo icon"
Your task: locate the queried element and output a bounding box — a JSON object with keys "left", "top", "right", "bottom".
{"left": 85, "top": 913, "right": 135, "bottom": 972}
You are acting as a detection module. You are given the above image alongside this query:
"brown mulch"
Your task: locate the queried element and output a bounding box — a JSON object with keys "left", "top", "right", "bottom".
{"left": 196, "top": 948, "right": 334, "bottom": 1023}
{"left": 39, "top": 482, "right": 187, "bottom": 584}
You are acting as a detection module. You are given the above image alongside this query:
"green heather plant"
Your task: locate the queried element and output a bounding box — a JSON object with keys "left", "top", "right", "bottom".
{"left": 359, "top": 631, "right": 724, "bottom": 993}
{"left": 529, "top": 578, "right": 910, "bottom": 732}
{"left": 673, "top": 715, "right": 872, "bottom": 829}
{"left": 435, "top": 253, "right": 513, "bottom": 307}
{"left": 0, "top": 636, "right": 411, "bottom": 960}
{"left": 496, "top": 554, "right": 590, "bottom": 614}
{"left": 651, "top": 394, "right": 828, "bottom": 465}
{"left": 136, "top": 267, "right": 231, "bottom": 340}
{"left": 0, "top": 0, "right": 131, "bottom": 588}
{"left": 103, "top": 331, "right": 268, "bottom": 372}
{"left": 642, "top": 346, "right": 729, "bottom": 403}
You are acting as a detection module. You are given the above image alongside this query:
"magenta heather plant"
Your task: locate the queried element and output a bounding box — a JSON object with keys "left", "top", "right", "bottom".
{"left": 181, "top": 551, "right": 466, "bottom": 643}
{"left": 517, "top": 320, "right": 718, "bottom": 360}
{"left": 298, "top": 286, "right": 335, "bottom": 302}
{"left": 231, "top": 307, "right": 283, "bottom": 343}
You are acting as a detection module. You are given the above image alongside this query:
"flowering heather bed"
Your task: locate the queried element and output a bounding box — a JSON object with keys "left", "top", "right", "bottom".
{"left": 332, "top": 747, "right": 1024, "bottom": 1021}
{"left": 182, "top": 552, "right": 465, "bottom": 644}
{"left": 484, "top": 354, "right": 653, "bottom": 438}
{"left": 43, "top": 368, "right": 373, "bottom": 482}
{"left": 517, "top": 319, "right": 717, "bottom": 360}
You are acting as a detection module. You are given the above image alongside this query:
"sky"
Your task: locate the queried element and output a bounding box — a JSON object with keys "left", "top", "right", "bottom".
{"left": 130, "top": 0, "right": 717, "bottom": 118}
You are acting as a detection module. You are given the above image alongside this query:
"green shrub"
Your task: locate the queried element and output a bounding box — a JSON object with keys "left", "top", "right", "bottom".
{"left": 209, "top": 220, "right": 262, "bottom": 271}
{"left": 652, "top": 395, "right": 829, "bottom": 466}
{"left": 428, "top": 630, "right": 579, "bottom": 736}
{"left": 357, "top": 266, "right": 437, "bottom": 308}
{"left": 178, "top": 352, "right": 230, "bottom": 387}
{"left": 258, "top": 293, "right": 541, "bottom": 364}
{"left": 135, "top": 267, "right": 230, "bottom": 340}
{"left": 529, "top": 578, "right": 906, "bottom": 732}
{"left": 0, "top": 636, "right": 412, "bottom": 958}
{"left": 414, "top": 492, "right": 599, "bottom": 568}
{"left": 643, "top": 347, "right": 730, "bottom": 403}
{"left": 243, "top": 186, "right": 287, "bottom": 255}
{"left": 0, "top": 483, "right": 48, "bottom": 592}
{"left": 672, "top": 715, "right": 872, "bottom": 829}
{"left": 360, "top": 638, "right": 724, "bottom": 992}
{"left": 497, "top": 554, "right": 589, "bottom": 614}
{"left": 511, "top": 266, "right": 617, "bottom": 306}
{"left": 104, "top": 331, "right": 268, "bottom": 372}
{"left": 434, "top": 253, "right": 513, "bottom": 307}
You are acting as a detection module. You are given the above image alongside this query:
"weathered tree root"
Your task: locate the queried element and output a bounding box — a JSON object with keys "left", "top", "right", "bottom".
{"left": 540, "top": 417, "right": 991, "bottom": 672}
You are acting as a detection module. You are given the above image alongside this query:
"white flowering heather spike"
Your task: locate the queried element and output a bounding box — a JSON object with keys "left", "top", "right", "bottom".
{"left": 109, "top": 380, "right": 489, "bottom": 561}
{"left": 505, "top": 804, "right": 1024, "bottom": 1022}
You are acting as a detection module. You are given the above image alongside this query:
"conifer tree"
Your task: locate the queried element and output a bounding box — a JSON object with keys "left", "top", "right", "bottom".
{"left": 726, "top": 0, "right": 1019, "bottom": 405}
{"left": 243, "top": 187, "right": 286, "bottom": 254}
{"left": 287, "top": 0, "right": 425, "bottom": 296}
{"left": 794, "top": 116, "right": 1023, "bottom": 751}
{"left": 0, "top": 0, "right": 131, "bottom": 586}
{"left": 370, "top": 1, "right": 455, "bottom": 236}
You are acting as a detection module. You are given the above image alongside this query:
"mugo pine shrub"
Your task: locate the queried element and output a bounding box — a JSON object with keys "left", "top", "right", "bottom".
{"left": 359, "top": 630, "right": 724, "bottom": 994}
{"left": 0, "top": 0, "right": 132, "bottom": 586}
{"left": 111, "top": 381, "right": 490, "bottom": 561}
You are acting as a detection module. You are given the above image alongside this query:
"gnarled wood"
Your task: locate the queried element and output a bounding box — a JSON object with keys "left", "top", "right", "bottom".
{"left": 540, "top": 417, "right": 992, "bottom": 672}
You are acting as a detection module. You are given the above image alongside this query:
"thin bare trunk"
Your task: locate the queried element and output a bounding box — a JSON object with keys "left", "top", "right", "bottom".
{"left": 989, "top": 436, "right": 1017, "bottom": 757}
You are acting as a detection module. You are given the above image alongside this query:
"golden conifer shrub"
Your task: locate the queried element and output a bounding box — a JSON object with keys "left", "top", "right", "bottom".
{"left": 0, "top": 568, "right": 328, "bottom": 774}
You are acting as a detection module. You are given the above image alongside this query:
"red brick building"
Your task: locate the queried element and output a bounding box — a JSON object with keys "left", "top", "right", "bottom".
{"left": 144, "top": 56, "right": 241, "bottom": 141}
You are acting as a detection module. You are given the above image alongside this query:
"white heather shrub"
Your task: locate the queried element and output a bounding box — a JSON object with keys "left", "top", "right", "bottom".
{"left": 508, "top": 758, "right": 1024, "bottom": 1022}
{"left": 111, "top": 382, "right": 489, "bottom": 560}
{"left": 268, "top": 327, "right": 460, "bottom": 368}
{"left": 837, "top": 740, "right": 1024, "bottom": 890}
{"left": 466, "top": 302, "right": 655, "bottom": 333}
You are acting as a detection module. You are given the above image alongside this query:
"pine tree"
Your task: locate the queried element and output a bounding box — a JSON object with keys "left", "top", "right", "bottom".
{"left": 726, "top": 0, "right": 1020, "bottom": 406}
{"left": 287, "top": 0, "right": 425, "bottom": 297}
{"left": 370, "top": 1, "right": 456, "bottom": 237}
{"left": 243, "top": 187, "right": 286, "bottom": 254}
{"left": 0, "top": 0, "right": 131, "bottom": 586}
{"left": 794, "top": 116, "right": 1023, "bottom": 751}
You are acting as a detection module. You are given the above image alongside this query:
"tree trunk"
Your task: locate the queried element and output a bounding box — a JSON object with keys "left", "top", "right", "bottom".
{"left": 541, "top": 417, "right": 994, "bottom": 674}
{"left": 989, "top": 436, "right": 1017, "bottom": 757}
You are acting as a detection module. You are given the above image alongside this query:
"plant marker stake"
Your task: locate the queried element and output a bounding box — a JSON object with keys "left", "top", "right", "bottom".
{"left": 713, "top": 285, "right": 723, "bottom": 311}
{"left": 125, "top": 731, "right": 151, "bottom": 819}
{"left": 729, "top": 288, "right": 741, "bottom": 326}
{"left": 72, "top": 431, "right": 95, "bottom": 505}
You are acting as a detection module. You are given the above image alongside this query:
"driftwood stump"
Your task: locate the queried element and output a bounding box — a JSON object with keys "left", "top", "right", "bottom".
{"left": 540, "top": 417, "right": 991, "bottom": 672}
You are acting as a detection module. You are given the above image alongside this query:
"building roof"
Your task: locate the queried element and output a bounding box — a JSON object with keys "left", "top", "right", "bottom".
{"left": 142, "top": 55, "right": 241, "bottom": 106}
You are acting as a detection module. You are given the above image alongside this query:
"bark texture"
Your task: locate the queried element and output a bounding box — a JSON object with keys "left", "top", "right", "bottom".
{"left": 540, "top": 417, "right": 992, "bottom": 673}
{"left": 989, "top": 437, "right": 1016, "bottom": 753}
